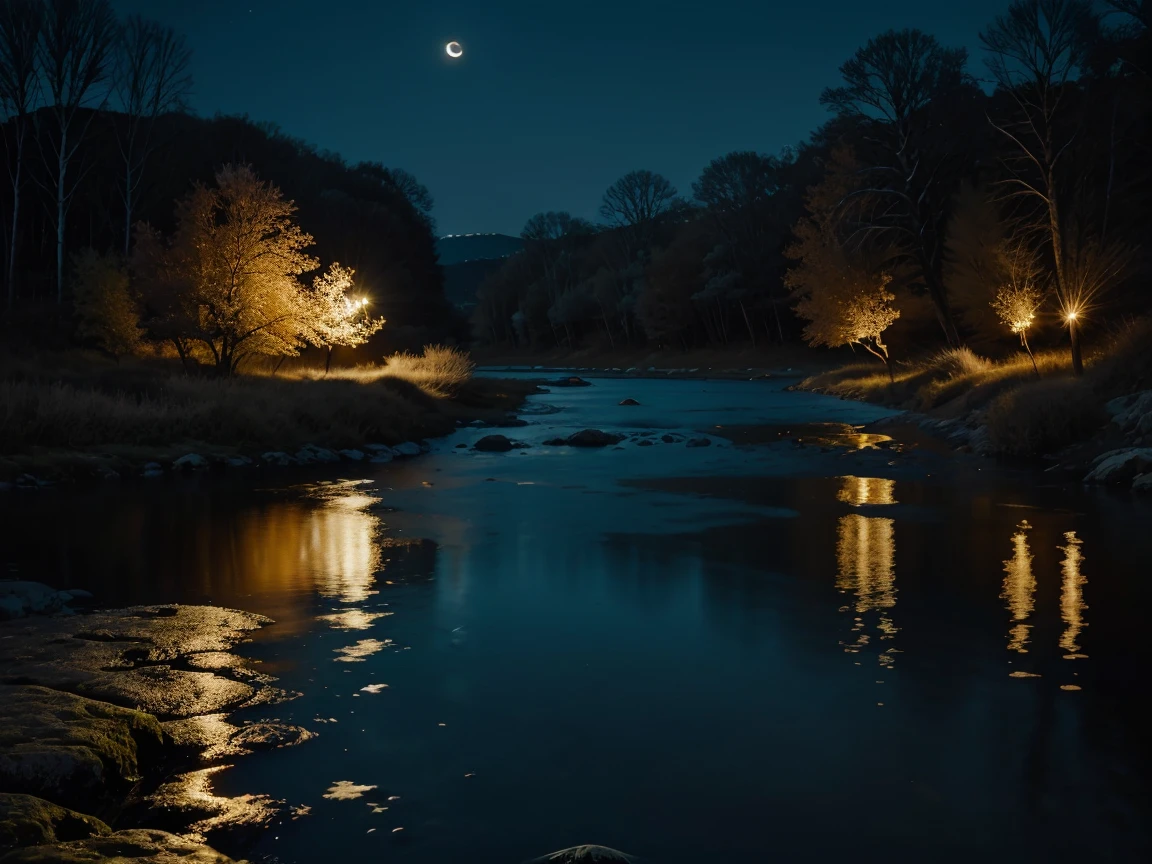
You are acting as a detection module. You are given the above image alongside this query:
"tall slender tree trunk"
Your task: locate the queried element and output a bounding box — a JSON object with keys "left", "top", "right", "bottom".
{"left": 7, "top": 128, "right": 25, "bottom": 310}
{"left": 1068, "top": 318, "right": 1083, "bottom": 377}
{"left": 55, "top": 126, "right": 67, "bottom": 304}
{"left": 325, "top": 345, "right": 333, "bottom": 374}
{"left": 124, "top": 160, "right": 134, "bottom": 257}
{"left": 1022, "top": 332, "right": 1039, "bottom": 377}
{"left": 739, "top": 299, "right": 756, "bottom": 346}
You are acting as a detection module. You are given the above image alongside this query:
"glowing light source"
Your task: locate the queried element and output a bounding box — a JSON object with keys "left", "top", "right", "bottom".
{"left": 1065, "top": 309, "right": 1079, "bottom": 322}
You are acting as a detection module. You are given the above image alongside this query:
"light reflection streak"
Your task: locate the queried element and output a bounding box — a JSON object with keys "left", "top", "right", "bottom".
{"left": 837, "top": 475, "right": 897, "bottom": 507}
{"left": 836, "top": 514, "right": 897, "bottom": 662}
{"left": 1001, "top": 520, "right": 1036, "bottom": 653}
{"left": 1058, "top": 531, "right": 1088, "bottom": 658}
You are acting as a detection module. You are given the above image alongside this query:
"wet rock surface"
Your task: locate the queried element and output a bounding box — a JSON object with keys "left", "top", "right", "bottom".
{"left": 0, "top": 828, "right": 239, "bottom": 863}
{"left": 0, "top": 595, "right": 311, "bottom": 862}
{"left": 0, "top": 686, "right": 163, "bottom": 810}
{"left": 1083, "top": 447, "right": 1152, "bottom": 487}
{"left": 0, "top": 583, "right": 78, "bottom": 621}
{"left": 563, "top": 429, "right": 626, "bottom": 447}
{"left": 473, "top": 434, "right": 515, "bottom": 452}
{"left": 0, "top": 793, "right": 110, "bottom": 850}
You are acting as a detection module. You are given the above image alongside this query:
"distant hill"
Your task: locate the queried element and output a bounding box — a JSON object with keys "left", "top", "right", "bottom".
{"left": 437, "top": 233, "right": 523, "bottom": 265}
{"left": 438, "top": 233, "right": 522, "bottom": 310}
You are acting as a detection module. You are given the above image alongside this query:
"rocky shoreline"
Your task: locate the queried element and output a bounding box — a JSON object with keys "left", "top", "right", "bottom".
{"left": 838, "top": 389, "right": 1152, "bottom": 496}
{"left": 1, "top": 587, "right": 310, "bottom": 862}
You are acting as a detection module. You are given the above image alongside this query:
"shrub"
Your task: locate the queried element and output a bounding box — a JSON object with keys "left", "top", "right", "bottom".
{"left": 984, "top": 378, "right": 1106, "bottom": 457}
{"left": 379, "top": 345, "right": 475, "bottom": 396}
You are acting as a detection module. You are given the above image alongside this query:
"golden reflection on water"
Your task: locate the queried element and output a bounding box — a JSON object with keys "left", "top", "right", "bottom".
{"left": 837, "top": 476, "right": 897, "bottom": 507}
{"left": 1001, "top": 520, "right": 1036, "bottom": 653}
{"left": 836, "top": 514, "right": 898, "bottom": 660}
{"left": 1059, "top": 531, "right": 1088, "bottom": 658}
{"left": 305, "top": 488, "right": 382, "bottom": 604}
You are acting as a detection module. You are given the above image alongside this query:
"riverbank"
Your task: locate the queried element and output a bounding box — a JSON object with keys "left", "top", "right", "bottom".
{"left": 796, "top": 319, "right": 1152, "bottom": 493}
{"left": 0, "top": 353, "right": 540, "bottom": 487}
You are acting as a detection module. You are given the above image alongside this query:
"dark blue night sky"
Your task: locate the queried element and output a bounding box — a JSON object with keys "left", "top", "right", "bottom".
{"left": 113, "top": 0, "right": 1007, "bottom": 235}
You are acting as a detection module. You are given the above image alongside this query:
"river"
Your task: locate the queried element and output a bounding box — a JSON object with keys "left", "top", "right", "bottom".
{"left": 3, "top": 373, "right": 1150, "bottom": 863}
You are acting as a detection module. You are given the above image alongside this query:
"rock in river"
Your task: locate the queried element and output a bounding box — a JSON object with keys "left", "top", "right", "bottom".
{"left": 526, "top": 845, "right": 637, "bottom": 863}
{"left": 473, "top": 434, "right": 514, "bottom": 452}
{"left": 618, "top": 398, "right": 641, "bottom": 406}
{"left": 565, "top": 429, "right": 625, "bottom": 447}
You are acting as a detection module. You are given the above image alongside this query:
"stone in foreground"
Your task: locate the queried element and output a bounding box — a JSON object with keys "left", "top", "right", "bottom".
{"left": 527, "top": 845, "right": 637, "bottom": 863}
{"left": 0, "top": 828, "right": 238, "bottom": 863}
{"left": 565, "top": 429, "right": 625, "bottom": 447}
{"left": 0, "top": 686, "right": 164, "bottom": 810}
{"left": 0, "top": 793, "right": 109, "bottom": 850}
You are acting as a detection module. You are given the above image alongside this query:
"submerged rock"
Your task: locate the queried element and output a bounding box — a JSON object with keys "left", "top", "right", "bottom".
{"left": 473, "top": 435, "right": 515, "bottom": 453}
{"left": 686, "top": 437, "right": 712, "bottom": 447}
{"left": 0, "top": 828, "right": 240, "bottom": 863}
{"left": 0, "top": 686, "right": 164, "bottom": 810}
{"left": 566, "top": 429, "right": 625, "bottom": 448}
{"left": 0, "top": 793, "right": 110, "bottom": 850}
{"left": 635, "top": 439, "right": 656, "bottom": 447}
{"left": 618, "top": 398, "right": 641, "bottom": 406}
{"left": 527, "top": 845, "right": 638, "bottom": 863}
{"left": 0, "top": 582, "right": 74, "bottom": 620}
{"left": 661, "top": 434, "right": 683, "bottom": 444}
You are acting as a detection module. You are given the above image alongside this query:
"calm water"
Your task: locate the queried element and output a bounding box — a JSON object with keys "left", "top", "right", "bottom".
{"left": 4, "top": 375, "right": 1151, "bottom": 863}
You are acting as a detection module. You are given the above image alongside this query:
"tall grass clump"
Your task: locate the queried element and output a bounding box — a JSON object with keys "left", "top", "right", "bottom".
{"left": 378, "top": 345, "right": 475, "bottom": 396}
{"left": 984, "top": 378, "right": 1106, "bottom": 457}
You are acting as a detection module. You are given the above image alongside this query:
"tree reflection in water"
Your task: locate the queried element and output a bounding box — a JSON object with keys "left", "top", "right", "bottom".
{"left": 1001, "top": 520, "right": 1036, "bottom": 654}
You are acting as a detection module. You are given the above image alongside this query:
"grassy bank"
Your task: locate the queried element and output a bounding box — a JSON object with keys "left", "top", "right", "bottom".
{"left": 0, "top": 347, "right": 538, "bottom": 482}
{"left": 800, "top": 318, "right": 1151, "bottom": 458}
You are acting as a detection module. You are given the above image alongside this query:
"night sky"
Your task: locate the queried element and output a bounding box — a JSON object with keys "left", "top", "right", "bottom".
{"left": 113, "top": 0, "right": 1007, "bottom": 237}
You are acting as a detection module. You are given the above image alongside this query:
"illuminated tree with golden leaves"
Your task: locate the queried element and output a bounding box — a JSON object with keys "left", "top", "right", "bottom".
{"left": 990, "top": 242, "right": 1045, "bottom": 375}
{"left": 306, "top": 263, "right": 385, "bottom": 373}
{"left": 136, "top": 164, "right": 318, "bottom": 375}
{"left": 787, "top": 147, "right": 901, "bottom": 381}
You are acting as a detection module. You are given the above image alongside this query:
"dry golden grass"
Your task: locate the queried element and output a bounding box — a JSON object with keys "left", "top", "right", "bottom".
{"left": 984, "top": 378, "right": 1106, "bottom": 457}
{"left": 0, "top": 372, "right": 449, "bottom": 454}
{"left": 287, "top": 345, "right": 475, "bottom": 397}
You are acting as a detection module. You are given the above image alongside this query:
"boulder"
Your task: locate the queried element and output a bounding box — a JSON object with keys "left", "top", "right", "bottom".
{"left": 260, "top": 451, "right": 294, "bottom": 467}
{"left": 566, "top": 429, "right": 625, "bottom": 448}
{"left": 473, "top": 435, "right": 515, "bottom": 453}
{"left": 130, "top": 766, "right": 286, "bottom": 843}
{"left": 224, "top": 456, "right": 252, "bottom": 468}
{"left": 618, "top": 398, "right": 641, "bottom": 406}
{"left": 0, "top": 686, "right": 164, "bottom": 810}
{"left": 0, "top": 793, "right": 109, "bottom": 851}
{"left": 686, "top": 437, "right": 712, "bottom": 448}
{"left": 635, "top": 439, "right": 656, "bottom": 447}
{"left": 527, "top": 845, "right": 637, "bottom": 863}
{"left": 0, "top": 582, "right": 73, "bottom": 619}
{"left": 172, "top": 454, "right": 208, "bottom": 471}
{"left": 0, "top": 828, "right": 240, "bottom": 863}
{"left": 338, "top": 449, "right": 365, "bottom": 462}
{"left": 661, "top": 434, "right": 683, "bottom": 444}
{"left": 1106, "top": 390, "right": 1152, "bottom": 441}
{"left": 363, "top": 443, "right": 395, "bottom": 455}
{"left": 294, "top": 445, "right": 339, "bottom": 464}
{"left": 1133, "top": 473, "right": 1152, "bottom": 494}
{"left": 455, "top": 443, "right": 468, "bottom": 449}
{"left": 392, "top": 442, "right": 422, "bottom": 457}
{"left": 1083, "top": 448, "right": 1152, "bottom": 484}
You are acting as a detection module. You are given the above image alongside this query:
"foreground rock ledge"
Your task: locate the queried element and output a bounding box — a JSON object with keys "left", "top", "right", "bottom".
{"left": 0, "top": 828, "right": 239, "bottom": 863}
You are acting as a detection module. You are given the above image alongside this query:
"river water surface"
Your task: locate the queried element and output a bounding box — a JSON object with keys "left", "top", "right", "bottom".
{"left": 4, "top": 374, "right": 1151, "bottom": 863}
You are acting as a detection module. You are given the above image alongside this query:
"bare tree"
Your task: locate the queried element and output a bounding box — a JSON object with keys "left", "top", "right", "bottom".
{"left": 981, "top": 0, "right": 1099, "bottom": 373}
{"left": 36, "top": 0, "right": 117, "bottom": 303}
{"left": 0, "top": 0, "right": 41, "bottom": 309}
{"left": 113, "top": 14, "right": 191, "bottom": 256}
{"left": 599, "top": 169, "right": 680, "bottom": 231}
{"left": 821, "top": 29, "right": 971, "bottom": 346}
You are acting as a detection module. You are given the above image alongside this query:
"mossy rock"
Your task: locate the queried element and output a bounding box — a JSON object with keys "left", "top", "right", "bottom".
{"left": 0, "top": 828, "right": 237, "bottom": 863}
{"left": 0, "top": 686, "right": 164, "bottom": 811}
{"left": 0, "top": 794, "right": 109, "bottom": 851}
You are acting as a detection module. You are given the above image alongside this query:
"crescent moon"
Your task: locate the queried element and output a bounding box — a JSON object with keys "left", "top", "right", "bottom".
{"left": 446, "top": 41, "right": 463, "bottom": 58}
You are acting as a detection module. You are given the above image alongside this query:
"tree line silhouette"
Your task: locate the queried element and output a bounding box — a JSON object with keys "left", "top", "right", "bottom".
{"left": 473, "top": 0, "right": 1150, "bottom": 373}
